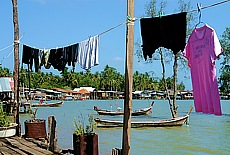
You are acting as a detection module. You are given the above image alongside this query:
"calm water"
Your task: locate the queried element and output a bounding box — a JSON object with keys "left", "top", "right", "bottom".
{"left": 20, "top": 100, "right": 230, "bottom": 155}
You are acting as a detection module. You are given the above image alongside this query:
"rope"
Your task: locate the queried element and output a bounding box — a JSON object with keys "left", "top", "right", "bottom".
{"left": 6, "top": 0, "right": 230, "bottom": 50}
{"left": 189, "top": 0, "right": 230, "bottom": 13}
{"left": 0, "top": 44, "right": 14, "bottom": 52}
{"left": 134, "top": 0, "right": 230, "bottom": 21}
{"left": 98, "top": 21, "right": 128, "bottom": 36}
{"left": 0, "top": 48, "right": 14, "bottom": 65}
{"left": 0, "top": 35, "right": 24, "bottom": 64}
{"left": 0, "top": 34, "right": 24, "bottom": 52}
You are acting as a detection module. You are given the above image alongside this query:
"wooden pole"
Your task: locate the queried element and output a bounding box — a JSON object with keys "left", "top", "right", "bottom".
{"left": 12, "top": 0, "right": 20, "bottom": 136}
{"left": 122, "top": 0, "right": 134, "bottom": 155}
{"left": 48, "top": 116, "right": 57, "bottom": 152}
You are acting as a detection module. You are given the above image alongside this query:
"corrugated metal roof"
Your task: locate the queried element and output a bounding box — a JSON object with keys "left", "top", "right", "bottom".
{"left": 0, "top": 78, "right": 12, "bottom": 92}
{"left": 77, "top": 88, "right": 90, "bottom": 94}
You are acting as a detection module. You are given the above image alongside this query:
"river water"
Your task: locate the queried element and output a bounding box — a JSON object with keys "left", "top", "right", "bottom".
{"left": 20, "top": 99, "right": 230, "bottom": 155}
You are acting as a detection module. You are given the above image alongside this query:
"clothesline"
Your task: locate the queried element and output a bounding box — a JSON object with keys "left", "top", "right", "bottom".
{"left": 0, "top": 0, "right": 229, "bottom": 53}
{"left": 99, "top": 0, "right": 230, "bottom": 37}
{"left": 0, "top": 48, "right": 14, "bottom": 65}
{"left": 44, "top": 0, "right": 230, "bottom": 49}
{"left": 0, "top": 35, "right": 24, "bottom": 65}
{"left": 0, "top": 43, "right": 14, "bottom": 52}
{"left": 0, "top": 35, "right": 23, "bottom": 52}
{"left": 189, "top": 0, "right": 230, "bottom": 12}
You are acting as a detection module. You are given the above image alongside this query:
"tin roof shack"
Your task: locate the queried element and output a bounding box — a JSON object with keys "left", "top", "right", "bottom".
{"left": 73, "top": 88, "right": 90, "bottom": 100}
{"left": 0, "top": 77, "right": 13, "bottom": 114}
{"left": 73, "top": 87, "right": 97, "bottom": 100}
{"left": 0, "top": 77, "right": 13, "bottom": 101}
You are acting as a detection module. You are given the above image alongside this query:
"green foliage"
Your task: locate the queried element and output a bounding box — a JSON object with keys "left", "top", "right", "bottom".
{"left": 177, "top": 81, "right": 186, "bottom": 90}
{"left": 28, "top": 108, "right": 38, "bottom": 121}
{"left": 219, "top": 27, "right": 230, "bottom": 94}
{"left": 13, "top": 64, "right": 189, "bottom": 91}
{"left": 73, "top": 117, "right": 84, "bottom": 135}
{"left": 220, "top": 27, "right": 230, "bottom": 66}
{"left": 218, "top": 65, "right": 230, "bottom": 94}
{"left": 74, "top": 113, "right": 96, "bottom": 136}
{"left": 0, "top": 66, "right": 12, "bottom": 77}
{"left": 0, "top": 104, "right": 10, "bottom": 127}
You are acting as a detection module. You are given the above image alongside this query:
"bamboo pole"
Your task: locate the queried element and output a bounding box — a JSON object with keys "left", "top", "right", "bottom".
{"left": 122, "top": 0, "right": 134, "bottom": 155}
{"left": 12, "top": 0, "right": 20, "bottom": 136}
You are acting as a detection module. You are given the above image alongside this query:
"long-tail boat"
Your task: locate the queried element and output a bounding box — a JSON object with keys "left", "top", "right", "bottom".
{"left": 32, "top": 100, "right": 64, "bottom": 107}
{"left": 94, "top": 107, "right": 193, "bottom": 128}
{"left": 94, "top": 101, "right": 154, "bottom": 116}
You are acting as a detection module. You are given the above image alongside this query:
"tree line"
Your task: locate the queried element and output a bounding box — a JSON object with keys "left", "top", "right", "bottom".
{"left": 0, "top": 65, "right": 185, "bottom": 92}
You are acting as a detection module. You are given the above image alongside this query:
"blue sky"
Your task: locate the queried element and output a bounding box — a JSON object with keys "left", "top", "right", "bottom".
{"left": 1, "top": 0, "right": 230, "bottom": 90}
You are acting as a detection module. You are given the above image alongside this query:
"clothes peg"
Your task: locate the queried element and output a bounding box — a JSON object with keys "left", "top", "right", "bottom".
{"left": 197, "top": 3, "right": 201, "bottom": 13}
{"left": 197, "top": 3, "right": 202, "bottom": 24}
{"left": 158, "top": 11, "right": 163, "bottom": 18}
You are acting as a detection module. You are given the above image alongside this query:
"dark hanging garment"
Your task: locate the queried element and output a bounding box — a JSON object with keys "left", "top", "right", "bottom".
{"left": 49, "top": 48, "right": 61, "bottom": 71}
{"left": 71, "top": 43, "right": 79, "bottom": 72}
{"left": 22, "top": 44, "right": 32, "bottom": 64}
{"left": 49, "top": 48, "right": 67, "bottom": 72}
{"left": 48, "top": 49, "right": 55, "bottom": 69}
{"left": 22, "top": 44, "right": 40, "bottom": 72}
{"left": 33, "top": 48, "right": 40, "bottom": 72}
{"left": 64, "top": 46, "right": 72, "bottom": 66}
{"left": 60, "top": 47, "right": 68, "bottom": 72}
{"left": 140, "top": 12, "right": 187, "bottom": 60}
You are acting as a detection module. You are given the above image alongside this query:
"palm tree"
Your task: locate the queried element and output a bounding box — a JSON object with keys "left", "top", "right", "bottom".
{"left": 0, "top": 66, "right": 12, "bottom": 77}
{"left": 91, "top": 71, "right": 101, "bottom": 90}
{"left": 133, "top": 71, "right": 140, "bottom": 90}
{"left": 101, "top": 65, "right": 117, "bottom": 91}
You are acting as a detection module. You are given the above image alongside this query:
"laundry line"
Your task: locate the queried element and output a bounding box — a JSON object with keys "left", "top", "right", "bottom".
{"left": 0, "top": 35, "right": 24, "bottom": 65}
{"left": 1, "top": 0, "right": 229, "bottom": 52}
{"left": 98, "top": 0, "right": 230, "bottom": 36}
{"left": 0, "top": 35, "right": 23, "bottom": 52}
{"left": 189, "top": 0, "right": 230, "bottom": 13}
{"left": 0, "top": 43, "right": 14, "bottom": 52}
{"left": 133, "top": 0, "right": 230, "bottom": 21}
{"left": 0, "top": 48, "right": 14, "bottom": 65}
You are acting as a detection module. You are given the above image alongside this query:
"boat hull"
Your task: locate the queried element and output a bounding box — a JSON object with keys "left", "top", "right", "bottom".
{"left": 32, "top": 101, "right": 63, "bottom": 107}
{"left": 94, "top": 115, "right": 189, "bottom": 128}
{"left": 94, "top": 106, "right": 152, "bottom": 116}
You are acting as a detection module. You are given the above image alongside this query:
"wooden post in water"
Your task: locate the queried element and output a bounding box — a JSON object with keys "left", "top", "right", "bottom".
{"left": 12, "top": 0, "right": 20, "bottom": 136}
{"left": 122, "top": 0, "right": 134, "bottom": 155}
{"left": 48, "top": 116, "right": 57, "bottom": 152}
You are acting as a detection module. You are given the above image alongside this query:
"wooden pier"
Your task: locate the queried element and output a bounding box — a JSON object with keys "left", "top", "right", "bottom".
{"left": 0, "top": 136, "right": 63, "bottom": 155}
{"left": 0, "top": 116, "right": 71, "bottom": 155}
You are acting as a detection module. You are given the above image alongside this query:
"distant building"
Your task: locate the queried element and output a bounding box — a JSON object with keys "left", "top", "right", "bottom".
{"left": 0, "top": 77, "right": 13, "bottom": 101}
{"left": 73, "top": 87, "right": 95, "bottom": 100}
{"left": 179, "top": 90, "right": 194, "bottom": 100}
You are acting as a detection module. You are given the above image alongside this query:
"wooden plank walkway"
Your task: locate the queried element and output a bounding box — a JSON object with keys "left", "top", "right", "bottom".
{"left": 0, "top": 136, "right": 63, "bottom": 155}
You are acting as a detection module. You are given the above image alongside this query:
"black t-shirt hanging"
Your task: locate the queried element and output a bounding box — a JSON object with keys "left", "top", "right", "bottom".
{"left": 140, "top": 12, "right": 187, "bottom": 60}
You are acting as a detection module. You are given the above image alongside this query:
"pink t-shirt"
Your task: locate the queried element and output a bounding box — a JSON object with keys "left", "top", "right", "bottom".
{"left": 183, "top": 24, "right": 222, "bottom": 116}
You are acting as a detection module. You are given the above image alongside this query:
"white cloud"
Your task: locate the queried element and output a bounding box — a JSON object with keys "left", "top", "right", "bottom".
{"left": 113, "top": 56, "right": 124, "bottom": 62}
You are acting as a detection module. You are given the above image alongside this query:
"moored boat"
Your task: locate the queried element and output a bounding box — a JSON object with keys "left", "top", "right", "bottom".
{"left": 94, "top": 101, "right": 154, "bottom": 116}
{"left": 94, "top": 107, "right": 193, "bottom": 128}
{"left": 32, "top": 100, "right": 64, "bottom": 107}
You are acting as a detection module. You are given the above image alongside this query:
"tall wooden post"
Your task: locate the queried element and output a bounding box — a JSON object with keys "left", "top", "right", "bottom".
{"left": 122, "top": 0, "right": 134, "bottom": 155}
{"left": 12, "top": 0, "right": 20, "bottom": 136}
{"left": 48, "top": 116, "right": 57, "bottom": 152}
